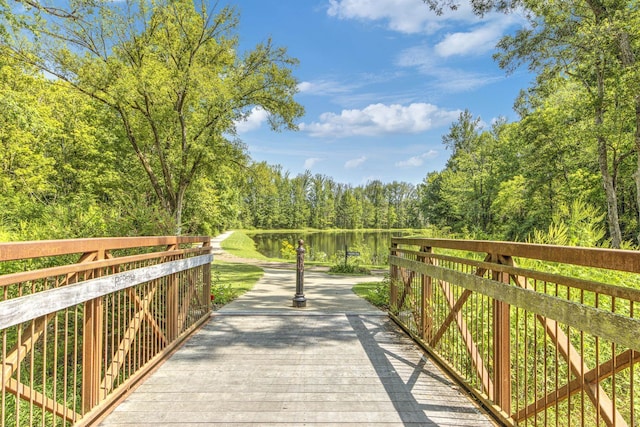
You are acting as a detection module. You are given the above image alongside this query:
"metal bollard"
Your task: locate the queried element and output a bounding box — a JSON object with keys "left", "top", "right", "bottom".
{"left": 292, "top": 239, "right": 307, "bottom": 308}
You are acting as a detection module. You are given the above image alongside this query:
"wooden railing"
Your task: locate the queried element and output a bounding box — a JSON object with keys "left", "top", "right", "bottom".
{"left": 0, "top": 236, "right": 212, "bottom": 426}
{"left": 389, "top": 238, "right": 640, "bottom": 427}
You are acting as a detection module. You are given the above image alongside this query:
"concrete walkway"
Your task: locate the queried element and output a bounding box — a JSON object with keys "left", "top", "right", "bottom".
{"left": 99, "top": 232, "right": 496, "bottom": 426}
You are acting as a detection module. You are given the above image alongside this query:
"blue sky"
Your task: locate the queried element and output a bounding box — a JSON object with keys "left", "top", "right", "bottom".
{"left": 230, "top": 0, "right": 532, "bottom": 186}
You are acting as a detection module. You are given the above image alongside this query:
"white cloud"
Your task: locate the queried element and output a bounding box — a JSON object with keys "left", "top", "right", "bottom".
{"left": 300, "top": 102, "right": 460, "bottom": 138}
{"left": 395, "top": 150, "right": 439, "bottom": 167}
{"left": 298, "top": 79, "right": 353, "bottom": 95}
{"left": 434, "top": 20, "right": 512, "bottom": 57}
{"left": 326, "top": 0, "right": 477, "bottom": 34}
{"left": 304, "top": 157, "right": 323, "bottom": 169}
{"left": 345, "top": 156, "right": 367, "bottom": 169}
{"left": 395, "top": 45, "right": 503, "bottom": 92}
{"left": 235, "top": 107, "right": 269, "bottom": 133}
{"left": 328, "top": 0, "right": 525, "bottom": 94}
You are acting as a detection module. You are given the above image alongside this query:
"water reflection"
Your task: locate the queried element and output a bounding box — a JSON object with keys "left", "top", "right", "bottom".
{"left": 248, "top": 230, "right": 410, "bottom": 265}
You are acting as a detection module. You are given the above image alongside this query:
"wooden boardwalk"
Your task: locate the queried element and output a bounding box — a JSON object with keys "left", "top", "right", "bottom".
{"left": 99, "top": 267, "right": 497, "bottom": 426}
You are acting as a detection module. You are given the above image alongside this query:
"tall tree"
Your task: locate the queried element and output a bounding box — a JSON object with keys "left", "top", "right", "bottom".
{"left": 4, "top": 0, "right": 304, "bottom": 233}
{"left": 424, "top": 0, "right": 640, "bottom": 247}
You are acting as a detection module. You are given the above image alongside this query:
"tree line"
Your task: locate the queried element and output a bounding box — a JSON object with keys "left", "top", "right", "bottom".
{"left": 241, "top": 165, "right": 423, "bottom": 230}
{"left": 1, "top": 0, "right": 640, "bottom": 249}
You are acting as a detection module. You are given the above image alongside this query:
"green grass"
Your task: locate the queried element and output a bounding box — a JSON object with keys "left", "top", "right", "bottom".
{"left": 352, "top": 276, "right": 390, "bottom": 309}
{"left": 220, "top": 231, "right": 270, "bottom": 259}
{"left": 352, "top": 282, "right": 376, "bottom": 298}
{"left": 210, "top": 261, "right": 264, "bottom": 305}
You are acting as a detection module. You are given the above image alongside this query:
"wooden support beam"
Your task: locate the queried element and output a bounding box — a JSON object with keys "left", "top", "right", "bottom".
{"left": 167, "top": 273, "right": 179, "bottom": 342}
{"left": 2, "top": 315, "right": 50, "bottom": 386}
{"left": 492, "top": 255, "right": 512, "bottom": 414}
{"left": 435, "top": 280, "right": 494, "bottom": 399}
{"left": 513, "top": 349, "right": 639, "bottom": 425}
{"left": 509, "top": 270, "right": 628, "bottom": 426}
{"left": 101, "top": 286, "right": 163, "bottom": 394}
{"left": 389, "top": 256, "right": 640, "bottom": 352}
{"left": 5, "top": 377, "right": 79, "bottom": 423}
{"left": 419, "top": 246, "right": 432, "bottom": 340}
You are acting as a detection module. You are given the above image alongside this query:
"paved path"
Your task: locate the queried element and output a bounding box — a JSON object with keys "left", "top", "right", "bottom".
{"left": 99, "top": 232, "right": 496, "bottom": 426}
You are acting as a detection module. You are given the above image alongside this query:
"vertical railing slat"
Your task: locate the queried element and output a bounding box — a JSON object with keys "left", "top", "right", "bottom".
{"left": 388, "top": 237, "right": 640, "bottom": 427}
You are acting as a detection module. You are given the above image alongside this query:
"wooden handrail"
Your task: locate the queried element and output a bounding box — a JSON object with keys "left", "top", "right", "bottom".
{"left": 392, "top": 237, "right": 640, "bottom": 272}
{"left": 0, "top": 236, "right": 212, "bottom": 426}
{"left": 389, "top": 238, "right": 639, "bottom": 427}
{"left": 0, "top": 235, "right": 210, "bottom": 261}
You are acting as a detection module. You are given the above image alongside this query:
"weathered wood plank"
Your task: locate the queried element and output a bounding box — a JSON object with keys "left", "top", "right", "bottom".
{"left": 0, "top": 247, "right": 207, "bottom": 288}
{"left": 0, "top": 236, "right": 210, "bottom": 262}
{"left": 395, "top": 248, "right": 640, "bottom": 301}
{"left": 391, "top": 237, "right": 640, "bottom": 273}
{"left": 390, "top": 255, "right": 640, "bottom": 352}
{"left": 0, "top": 254, "right": 212, "bottom": 329}
{"left": 99, "top": 313, "right": 495, "bottom": 426}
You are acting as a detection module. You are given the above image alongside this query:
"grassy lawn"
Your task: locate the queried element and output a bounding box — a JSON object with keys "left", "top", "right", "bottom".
{"left": 220, "top": 231, "right": 270, "bottom": 260}
{"left": 352, "top": 281, "right": 376, "bottom": 299}
{"left": 352, "top": 278, "right": 389, "bottom": 309}
{"left": 210, "top": 261, "right": 264, "bottom": 306}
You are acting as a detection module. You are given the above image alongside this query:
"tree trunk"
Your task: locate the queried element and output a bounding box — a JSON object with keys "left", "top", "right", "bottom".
{"left": 598, "top": 136, "right": 622, "bottom": 248}
{"left": 174, "top": 187, "right": 186, "bottom": 236}
{"left": 635, "top": 95, "right": 640, "bottom": 245}
{"left": 615, "top": 29, "right": 640, "bottom": 245}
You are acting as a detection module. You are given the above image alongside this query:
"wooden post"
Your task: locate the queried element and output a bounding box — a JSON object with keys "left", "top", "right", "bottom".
{"left": 203, "top": 237, "right": 212, "bottom": 311}
{"left": 167, "top": 273, "right": 179, "bottom": 341}
{"left": 419, "top": 245, "right": 433, "bottom": 341}
{"left": 492, "top": 254, "right": 512, "bottom": 414}
{"left": 390, "top": 241, "right": 399, "bottom": 311}
{"left": 82, "top": 249, "right": 105, "bottom": 413}
{"left": 166, "top": 244, "right": 179, "bottom": 341}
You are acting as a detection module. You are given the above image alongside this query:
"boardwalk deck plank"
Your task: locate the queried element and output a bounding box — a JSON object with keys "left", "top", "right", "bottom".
{"left": 99, "top": 257, "right": 497, "bottom": 426}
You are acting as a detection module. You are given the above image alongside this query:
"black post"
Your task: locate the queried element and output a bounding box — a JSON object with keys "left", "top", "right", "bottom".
{"left": 292, "top": 239, "right": 307, "bottom": 308}
{"left": 344, "top": 243, "right": 348, "bottom": 267}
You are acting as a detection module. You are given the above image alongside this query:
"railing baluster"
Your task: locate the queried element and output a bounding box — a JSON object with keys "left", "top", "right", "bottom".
{"left": 0, "top": 236, "right": 211, "bottom": 425}
{"left": 388, "top": 237, "right": 640, "bottom": 427}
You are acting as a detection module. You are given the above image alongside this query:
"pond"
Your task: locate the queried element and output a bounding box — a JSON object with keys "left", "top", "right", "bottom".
{"left": 247, "top": 230, "right": 412, "bottom": 265}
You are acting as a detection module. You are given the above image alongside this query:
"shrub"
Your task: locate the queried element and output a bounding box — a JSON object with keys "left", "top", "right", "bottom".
{"left": 366, "top": 275, "right": 390, "bottom": 309}
{"left": 329, "top": 263, "right": 370, "bottom": 275}
{"left": 210, "top": 269, "right": 238, "bottom": 307}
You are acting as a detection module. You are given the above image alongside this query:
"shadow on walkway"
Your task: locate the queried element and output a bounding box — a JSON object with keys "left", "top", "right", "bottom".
{"left": 98, "top": 233, "right": 496, "bottom": 426}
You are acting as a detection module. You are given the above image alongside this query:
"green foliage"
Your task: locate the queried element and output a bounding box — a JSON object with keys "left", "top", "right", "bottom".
{"left": 220, "top": 231, "right": 269, "bottom": 260}
{"left": 2, "top": 0, "right": 640, "bottom": 248}
{"left": 329, "top": 262, "right": 371, "bottom": 275}
{"left": 210, "top": 269, "right": 238, "bottom": 306}
{"left": 528, "top": 199, "right": 606, "bottom": 247}
{"left": 241, "top": 163, "right": 425, "bottom": 231}
{"left": 210, "top": 262, "right": 263, "bottom": 307}
{"left": 279, "top": 239, "right": 296, "bottom": 259}
{"left": 4, "top": 0, "right": 304, "bottom": 235}
{"left": 352, "top": 276, "right": 390, "bottom": 309}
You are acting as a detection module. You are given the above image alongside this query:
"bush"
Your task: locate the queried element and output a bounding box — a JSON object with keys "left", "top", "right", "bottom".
{"left": 365, "top": 275, "right": 390, "bottom": 309}
{"left": 329, "top": 263, "right": 371, "bottom": 275}
{"left": 280, "top": 239, "right": 296, "bottom": 259}
{"left": 352, "top": 275, "right": 390, "bottom": 309}
{"left": 210, "top": 269, "right": 238, "bottom": 307}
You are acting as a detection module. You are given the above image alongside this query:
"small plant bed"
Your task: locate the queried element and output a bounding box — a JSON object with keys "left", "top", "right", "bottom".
{"left": 352, "top": 275, "right": 390, "bottom": 309}
{"left": 328, "top": 263, "right": 371, "bottom": 275}
{"left": 210, "top": 261, "right": 264, "bottom": 310}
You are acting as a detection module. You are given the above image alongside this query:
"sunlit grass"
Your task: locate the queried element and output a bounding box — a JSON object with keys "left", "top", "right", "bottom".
{"left": 212, "top": 261, "right": 264, "bottom": 294}
{"left": 352, "top": 277, "right": 389, "bottom": 309}
{"left": 220, "top": 231, "right": 269, "bottom": 259}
